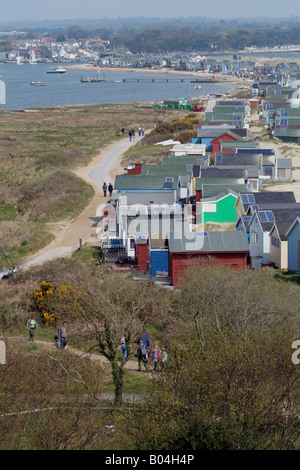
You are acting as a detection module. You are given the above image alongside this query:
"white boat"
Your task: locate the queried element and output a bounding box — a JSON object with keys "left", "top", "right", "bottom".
{"left": 29, "top": 50, "right": 37, "bottom": 64}
{"left": 47, "top": 66, "right": 66, "bottom": 74}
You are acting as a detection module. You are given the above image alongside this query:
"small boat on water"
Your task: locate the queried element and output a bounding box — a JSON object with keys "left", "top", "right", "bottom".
{"left": 31, "top": 81, "right": 47, "bottom": 86}
{"left": 47, "top": 66, "right": 66, "bottom": 74}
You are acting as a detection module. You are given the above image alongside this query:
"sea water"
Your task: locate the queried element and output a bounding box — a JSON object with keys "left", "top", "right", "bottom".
{"left": 0, "top": 61, "right": 234, "bottom": 110}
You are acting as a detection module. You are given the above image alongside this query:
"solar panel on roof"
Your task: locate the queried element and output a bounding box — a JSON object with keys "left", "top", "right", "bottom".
{"left": 251, "top": 205, "right": 259, "bottom": 212}
{"left": 258, "top": 210, "right": 275, "bottom": 223}
{"left": 165, "top": 177, "right": 174, "bottom": 182}
{"left": 259, "top": 211, "right": 268, "bottom": 222}
{"left": 163, "top": 182, "right": 173, "bottom": 188}
{"left": 195, "top": 232, "right": 208, "bottom": 237}
{"left": 265, "top": 211, "right": 275, "bottom": 222}
{"left": 216, "top": 154, "right": 222, "bottom": 163}
{"left": 241, "top": 194, "right": 255, "bottom": 204}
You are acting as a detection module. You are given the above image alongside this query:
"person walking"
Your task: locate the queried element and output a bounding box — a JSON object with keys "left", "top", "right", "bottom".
{"left": 27, "top": 314, "right": 37, "bottom": 341}
{"left": 57, "top": 322, "right": 67, "bottom": 349}
{"left": 121, "top": 127, "right": 125, "bottom": 136}
{"left": 128, "top": 129, "right": 132, "bottom": 141}
{"left": 137, "top": 331, "right": 150, "bottom": 350}
{"left": 161, "top": 347, "right": 168, "bottom": 369}
{"left": 108, "top": 182, "right": 113, "bottom": 197}
{"left": 102, "top": 182, "right": 107, "bottom": 197}
{"left": 150, "top": 344, "right": 161, "bottom": 372}
{"left": 132, "top": 129, "right": 135, "bottom": 141}
{"left": 138, "top": 127, "right": 141, "bottom": 136}
{"left": 120, "top": 336, "right": 127, "bottom": 360}
{"left": 141, "top": 127, "right": 145, "bottom": 136}
{"left": 137, "top": 340, "right": 148, "bottom": 372}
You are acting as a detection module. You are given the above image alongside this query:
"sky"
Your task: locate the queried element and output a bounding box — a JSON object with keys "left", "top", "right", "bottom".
{"left": 0, "top": 0, "right": 298, "bottom": 23}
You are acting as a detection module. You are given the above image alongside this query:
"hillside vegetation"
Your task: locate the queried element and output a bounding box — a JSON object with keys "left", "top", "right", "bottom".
{"left": 0, "top": 104, "right": 180, "bottom": 266}
{"left": 0, "top": 258, "right": 299, "bottom": 450}
{"left": 0, "top": 99, "right": 300, "bottom": 451}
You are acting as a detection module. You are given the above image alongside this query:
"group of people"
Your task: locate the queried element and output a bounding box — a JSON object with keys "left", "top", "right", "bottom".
{"left": 27, "top": 316, "right": 67, "bottom": 350}
{"left": 27, "top": 316, "right": 165, "bottom": 370}
{"left": 102, "top": 182, "right": 113, "bottom": 198}
{"left": 121, "top": 331, "right": 168, "bottom": 373}
{"left": 120, "top": 127, "right": 145, "bottom": 141}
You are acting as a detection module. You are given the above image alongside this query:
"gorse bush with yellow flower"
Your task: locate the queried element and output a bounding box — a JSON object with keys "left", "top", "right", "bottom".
{"left": 33, "top": 281, "right": 55, "bottom": 326}
{"left": 33, "top": 280, "right": 90, "bottom": 326}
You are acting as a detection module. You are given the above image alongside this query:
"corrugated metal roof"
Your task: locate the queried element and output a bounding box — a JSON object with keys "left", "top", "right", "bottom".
{"left": 242, "top": 192, "right": 296, "bottom": 211}
{"left": 195, "top": 177, "right": 240, "bottom": 191}
{"left": 202, "top": 184, "right": 249, "bottom": 198}
{"left": 274, "top": 127, "right": 300, "bottom": 137}
{"left": 141, "top": 164, "right": 192, "bottom": 178}
{"left": 273, "top": 222, "right": 294, "bottom": 241}
{"left": 115, "top": 174, "right": 177, "bottom": 191}
{"left": 220, "top": 141, "right": 258, "bottom": 148}
{"left": 214, "top": 154, "right": 262, "bottom": 167}
{"left": 199, "top": 168, "right": 247, "bottom": 180}
{"left": 277, "top": 158, "right": 293, "bottom": 169}
{"left": 118, "top": 191, "right": 176, "bottom": 206}
{"left": 200, "top": 189, "right": 238, "bottom": 203}
{"left": 168, "top": 231, "right": 249, "bottom": 253}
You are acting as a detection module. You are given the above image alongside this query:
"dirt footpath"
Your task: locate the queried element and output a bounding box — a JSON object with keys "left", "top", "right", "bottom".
{"left": 19, "top": 140, "right": 124, "bottom": 270}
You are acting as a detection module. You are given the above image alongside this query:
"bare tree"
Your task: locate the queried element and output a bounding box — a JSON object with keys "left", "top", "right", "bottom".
{"left": 173, "top": 264, "right": 300, "bottom": 354}
{"left": 172, "top": 262, "right": 228, "bottom": 355}
{"left": 46, "top": 273, "right": 169, "bottom": 406}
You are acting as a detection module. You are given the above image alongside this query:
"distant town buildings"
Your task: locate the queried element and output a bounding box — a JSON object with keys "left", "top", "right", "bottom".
{"left": 2, "top": 33, "right": 300, "bottom": 84}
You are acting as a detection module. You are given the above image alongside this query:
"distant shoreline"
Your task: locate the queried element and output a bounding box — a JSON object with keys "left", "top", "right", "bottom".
{"left": 65, "top": 64, "right": 249, "bottom": 84}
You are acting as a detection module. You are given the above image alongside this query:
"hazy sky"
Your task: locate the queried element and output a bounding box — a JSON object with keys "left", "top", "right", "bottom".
{"left": 0, "top": 0, "right": 298, "bottom": 22}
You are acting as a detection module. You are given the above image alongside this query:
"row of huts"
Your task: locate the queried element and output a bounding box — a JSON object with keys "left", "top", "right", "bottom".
{"left": 100, "top": 96, "right": 300, "bottom": 287}
{"left": 255, "top": 79, "right": 300, "bottom": 143}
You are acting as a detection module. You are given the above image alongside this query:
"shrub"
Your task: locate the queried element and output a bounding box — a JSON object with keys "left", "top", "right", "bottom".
{"left": 176, "top": 130, "right": 197, "bottom": 143}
